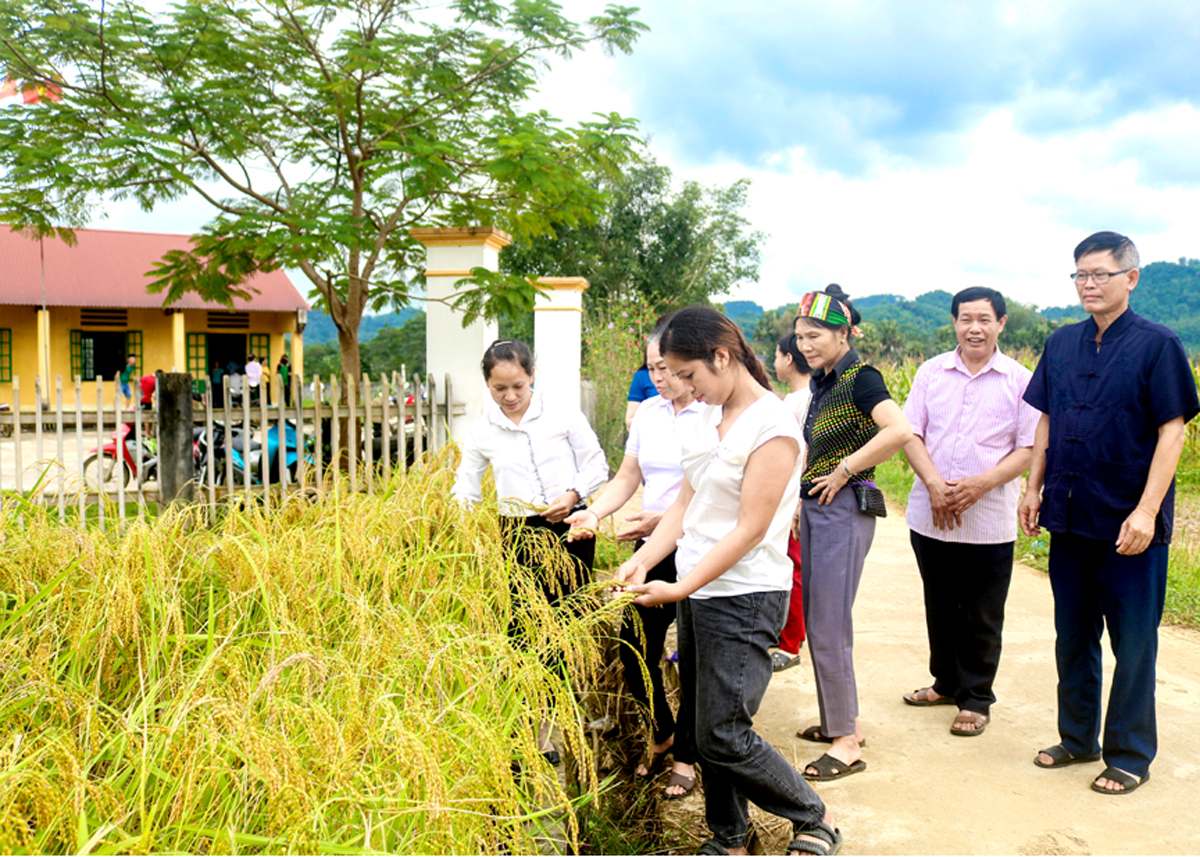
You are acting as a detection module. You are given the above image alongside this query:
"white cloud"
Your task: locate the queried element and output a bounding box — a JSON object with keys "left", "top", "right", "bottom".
{"left": 678, "top": 106, "right": 1200, "bottom": 311}
{"left": 86, "top": 0, "right": 1200, "bottom": 317}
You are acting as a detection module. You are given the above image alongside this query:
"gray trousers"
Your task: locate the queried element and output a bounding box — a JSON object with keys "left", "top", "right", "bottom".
{"left": 799, "top": 487, "right": 877, "bottom": 738}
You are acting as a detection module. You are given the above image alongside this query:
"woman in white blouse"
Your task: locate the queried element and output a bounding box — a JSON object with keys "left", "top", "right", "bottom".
{"left": 615, "top": 308, "right": 840, "bottom": 857}
{"left": 566, "top": 319, "right": 701, "bottom": 798}
{"left": 451, "top": 339, "right": 609, "bottom": 766}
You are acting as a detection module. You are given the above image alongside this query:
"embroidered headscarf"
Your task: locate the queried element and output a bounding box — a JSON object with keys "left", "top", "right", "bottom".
{"left": 797, "top": 292, "right": 863, "bottom": 338}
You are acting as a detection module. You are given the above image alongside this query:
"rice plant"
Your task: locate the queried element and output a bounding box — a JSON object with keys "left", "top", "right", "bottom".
{"left": 0, "top": 450, "right": 630, "bottom": 854}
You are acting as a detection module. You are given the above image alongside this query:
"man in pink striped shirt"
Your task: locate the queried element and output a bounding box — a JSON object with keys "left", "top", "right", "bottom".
{"left": 900, "top": 287, "right": 1040, "bottom": 736}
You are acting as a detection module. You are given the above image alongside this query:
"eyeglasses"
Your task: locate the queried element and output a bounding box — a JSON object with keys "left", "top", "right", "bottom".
{"left": 1072, "top": 269, "right": 1132, "bottom": 285}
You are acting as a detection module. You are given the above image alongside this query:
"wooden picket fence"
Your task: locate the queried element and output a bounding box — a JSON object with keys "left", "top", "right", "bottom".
{"left": 0, "top": 370, "right": 461, "bottom": 525}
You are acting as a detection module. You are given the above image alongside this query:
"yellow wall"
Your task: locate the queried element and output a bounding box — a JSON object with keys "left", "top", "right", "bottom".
{"left": 1, "top": 306, "right": 301, "bottom": 409}
{"left": 1, "top": 306, "right": 40, "bottom": 407}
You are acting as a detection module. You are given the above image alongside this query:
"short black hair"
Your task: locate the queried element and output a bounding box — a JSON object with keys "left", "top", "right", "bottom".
{"left": 1074, "top": 231, "right": 1139, "bottom": 268}
{"left": 951, "top": 287, "right": 1007, "bottom": 320}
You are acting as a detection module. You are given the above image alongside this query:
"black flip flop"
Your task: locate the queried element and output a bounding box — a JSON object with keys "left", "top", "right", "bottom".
{"left": 1091, "top": 767, "right": 1148, "bottom": 795}
{"left": 803, "top": 752, "right": 866, "bottom": 781}
{"left": 796, "top": 725, "right": 867, "bottom": 747}
{"left": 1034, "top": 743, "right": 1101, "bottom": 769}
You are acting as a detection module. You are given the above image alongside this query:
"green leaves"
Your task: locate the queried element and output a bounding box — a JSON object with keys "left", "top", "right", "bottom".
{"left": 447, "top": 267, "right": 543, "bottom": 327}
{"left": 0, "top": 0, "right": 647, "bottom": 374}
{"left": 500, "top": 155, "right": 764, "bottom": 313}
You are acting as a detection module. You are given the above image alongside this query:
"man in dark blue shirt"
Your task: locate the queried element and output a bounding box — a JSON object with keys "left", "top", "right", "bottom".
{"left": 1021, "top": 231, "right": 1199, "bottom": 795}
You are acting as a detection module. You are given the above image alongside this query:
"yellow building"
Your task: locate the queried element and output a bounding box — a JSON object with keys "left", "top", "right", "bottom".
{"left": 0, "top": 226, "right": 309, "bottom": 407}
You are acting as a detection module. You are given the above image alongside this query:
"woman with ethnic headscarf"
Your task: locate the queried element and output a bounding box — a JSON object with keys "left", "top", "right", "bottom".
{"left": 792, "top": 285, "right": 912, "bottom": 782}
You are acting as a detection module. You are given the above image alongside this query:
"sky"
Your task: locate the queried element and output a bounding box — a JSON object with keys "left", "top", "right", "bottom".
{"left": 92, "top": 0, "right": 1200, "bottom": 312}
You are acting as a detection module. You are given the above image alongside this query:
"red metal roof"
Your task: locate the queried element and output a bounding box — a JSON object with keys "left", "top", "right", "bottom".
{"left": 0, "top": 225, "right": 310, "bottom": 311}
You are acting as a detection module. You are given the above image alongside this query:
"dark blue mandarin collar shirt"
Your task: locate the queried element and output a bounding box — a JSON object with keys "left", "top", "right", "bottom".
{"left": 1024, "top": 308, "right": 1200, "bottom": 544}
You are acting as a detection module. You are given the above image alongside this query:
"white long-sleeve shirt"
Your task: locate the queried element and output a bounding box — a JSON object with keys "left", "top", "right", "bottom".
{"left": 452, "top": 390, "right": 609, "bottom": 516}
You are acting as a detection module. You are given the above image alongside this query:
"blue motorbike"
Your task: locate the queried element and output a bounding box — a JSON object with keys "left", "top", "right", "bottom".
{"left": 208, "top": 420, "right": 311, "bottom": 485}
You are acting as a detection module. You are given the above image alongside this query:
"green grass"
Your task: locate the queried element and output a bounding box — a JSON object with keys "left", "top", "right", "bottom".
{"left": 874, "top": 455, "right": 913, "bottom": 511}
{"left": 875, "top": 452, "right": 1199, "bottom": 627}
{"left": 1166, "top": 540, "right": 1200, "bottom": 626}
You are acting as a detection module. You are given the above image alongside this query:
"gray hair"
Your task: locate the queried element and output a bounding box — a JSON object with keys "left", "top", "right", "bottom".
{"left": 1074, "top": 231, "right": 1139, "bottom": 270}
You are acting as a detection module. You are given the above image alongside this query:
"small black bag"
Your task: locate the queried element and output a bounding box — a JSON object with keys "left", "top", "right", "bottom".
{"left": 852, "top": 483, "right": 887, "bottom": 518}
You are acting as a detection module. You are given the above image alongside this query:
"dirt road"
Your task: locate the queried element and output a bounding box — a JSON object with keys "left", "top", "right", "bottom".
{"left": 748, "top": 507, "right": 1200, "bottom": 854}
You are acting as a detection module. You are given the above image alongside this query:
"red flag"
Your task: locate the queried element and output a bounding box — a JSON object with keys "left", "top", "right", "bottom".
{"left": 0, "top": 76, "right": 62, "bottom": 104}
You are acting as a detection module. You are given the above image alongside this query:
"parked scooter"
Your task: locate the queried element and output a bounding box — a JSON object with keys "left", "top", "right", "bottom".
{"left": 82, "top": 422, "right": 203, "bottom": 489}
{"left": 206, "top": 419, "right": 310, "bottom": 485}
{"left": 82, "top": 422, "right": 160, "bottom": 489}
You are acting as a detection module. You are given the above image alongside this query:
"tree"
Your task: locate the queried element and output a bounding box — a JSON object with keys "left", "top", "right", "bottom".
{"left": 500, "top": 158, "right": 764, "bottom": 313}
{"left": 0, "top": 0, "right": 647, "bottom": 380}
{"left": 749, "top": 305, "right": 796, "bottom": 364}
{"left": 361, "top": 312, "right": 426, "bottom": 378}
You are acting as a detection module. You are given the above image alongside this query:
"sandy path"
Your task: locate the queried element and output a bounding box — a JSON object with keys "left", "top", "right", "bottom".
{"left": 748, "top": 506, "right": 1200, "bottom": 855}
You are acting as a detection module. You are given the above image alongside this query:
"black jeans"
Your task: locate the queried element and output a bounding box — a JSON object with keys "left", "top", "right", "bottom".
{"left": 501, "top": 515, "right": 595, "bottom": 674}
{"left": 678, "top": 591, "right": 825, "bottom": 849}
{"left": 910, "top": 532, "right": 1014, "bottom": 715}
{"left": 618, "top": 545, "right": 694, "bottom": 763}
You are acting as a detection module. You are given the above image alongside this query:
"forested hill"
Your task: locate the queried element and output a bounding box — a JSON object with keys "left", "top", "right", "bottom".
{"left": 1129, "top": 259, "right": 1200, "bottom": 352}
{"left": 721, "top": 258, "right": 1200, "bottom": 354}
{"left": 302, "top": 309, "right": 418, "bottom": 346}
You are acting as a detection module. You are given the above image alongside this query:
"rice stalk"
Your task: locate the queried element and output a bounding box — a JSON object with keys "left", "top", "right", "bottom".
{"left": 0, "top": 448, "right": 628, "bottom": 854}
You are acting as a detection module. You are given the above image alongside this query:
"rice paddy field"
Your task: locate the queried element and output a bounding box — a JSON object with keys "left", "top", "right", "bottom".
{"left": 0, "top": 453, "right": 633, "bottom": 854}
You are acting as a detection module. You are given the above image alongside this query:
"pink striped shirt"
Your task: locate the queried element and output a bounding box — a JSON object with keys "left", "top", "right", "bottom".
{"left": 904, "top": 347, "right": 1038, "bottom": 543}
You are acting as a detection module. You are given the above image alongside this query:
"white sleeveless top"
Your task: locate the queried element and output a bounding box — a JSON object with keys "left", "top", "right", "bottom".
{"left": 675, "top": 394, "right": 802, "bottom": 599}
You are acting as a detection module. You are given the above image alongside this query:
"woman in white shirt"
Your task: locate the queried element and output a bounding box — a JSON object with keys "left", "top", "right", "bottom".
{"left": 772, "top": 333, "right": 813, "bottom": 672}
{"left": 566, "top": 319, "right": 702, "bottom": 798}
{"left": 615, "top": 307, "right": 840, "bottom": 857}
{"left": 451, "top": 339, "right": 609, "bottom": 765}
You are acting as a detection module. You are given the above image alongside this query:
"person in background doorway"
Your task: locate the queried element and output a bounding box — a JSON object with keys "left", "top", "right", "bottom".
{"left": 625, "top": 345, "right": 659, "bottom": 429}
{"left": 119, "top": 356, "right": 137, "bottom": 409}
{"left": 277, "top": 355, "right": 292, "bottom": 407}
{"left": 566, "top": 318, "right": 701, "bottom": 799}
{"left": 245, "top": 354, "right": 262, "bottom": 405}
{"left": 452, "top": 339, "right": 609, "bottom": 768}
{"left": 901, "top": 287, "right": 1038, "bottom": 737}
{"left": 772, "top": 332, "right": 813, "bottom": 672}
{"left": 1021, "top": 231, "right": 1199, "bottom": 795}
{"left": 210, "top": 360, "right": 225, "bottom": 408}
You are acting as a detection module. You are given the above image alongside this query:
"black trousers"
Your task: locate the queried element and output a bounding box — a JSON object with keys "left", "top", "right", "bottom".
{"left": 909, "top": 531, "right": 1014, "bottom": 715}
{"left": 617, "top": 544, "right": 695, "bottom": 763}
{"left": 501, "top": 515, "right": 595, "bottom": 674}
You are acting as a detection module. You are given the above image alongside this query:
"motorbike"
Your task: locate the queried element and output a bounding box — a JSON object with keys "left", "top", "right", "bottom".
{"left": 82, "top": 422, "right": 204, "bottom": 489}
{"left": 206, "top": 419, "right": 310, "bottom": 485}
{"left": 82, "top": 422, "right": 160, "bottom": 489}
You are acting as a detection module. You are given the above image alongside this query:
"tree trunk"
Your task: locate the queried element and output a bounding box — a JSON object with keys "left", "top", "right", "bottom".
{"left": 334, "top": 324, "right": 363, "bottom": 471}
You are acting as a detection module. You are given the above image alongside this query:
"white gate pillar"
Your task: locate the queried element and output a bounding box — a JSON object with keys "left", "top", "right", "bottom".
{"left": 410, "top": 226, "right": 512, "bottom": 441}
{"left": 533, "top": 277, "right": 588, "bottom": 412}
